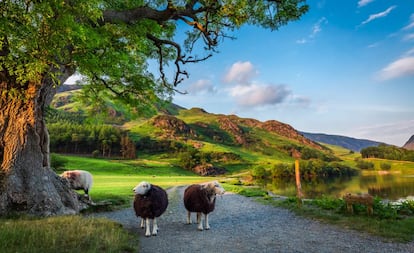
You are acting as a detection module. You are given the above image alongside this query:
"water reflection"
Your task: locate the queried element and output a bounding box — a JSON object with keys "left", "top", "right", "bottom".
{"left": 260, "top": 170, "right": 414, "bottom": 200}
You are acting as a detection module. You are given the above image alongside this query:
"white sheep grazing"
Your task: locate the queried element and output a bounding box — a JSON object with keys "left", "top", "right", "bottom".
{"left": 61, "top": 170, "right": 93, "bottom": 199}
{"left": 133, "top": 181, "right": 168, "bottom": 237}
{"left": 183, "top": 181, "right": 225, "bottom": 231}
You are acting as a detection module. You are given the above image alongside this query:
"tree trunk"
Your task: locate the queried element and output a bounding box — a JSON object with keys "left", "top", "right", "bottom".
{"left": 0, "top": 75, "right": 83, "bottom": 216}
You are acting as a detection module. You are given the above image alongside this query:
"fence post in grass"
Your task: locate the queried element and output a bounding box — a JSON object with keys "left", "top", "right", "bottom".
{"left": 295, "top": 159, "right": 303, "bottom": 207}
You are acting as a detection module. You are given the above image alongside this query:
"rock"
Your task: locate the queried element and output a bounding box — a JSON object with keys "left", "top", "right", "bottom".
{"left": 192, "top": 164, "right": 226, "bottom": 176}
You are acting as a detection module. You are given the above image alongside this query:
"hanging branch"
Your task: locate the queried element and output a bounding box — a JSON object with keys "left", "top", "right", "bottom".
{"left": 146, "top": 34, "right": 212, "bottom": 89}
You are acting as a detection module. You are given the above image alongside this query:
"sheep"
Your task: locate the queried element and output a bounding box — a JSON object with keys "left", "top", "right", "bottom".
{"left": 183, "top": 181, "right": 225, "bottom": 231}
{"left": 133, "top": 181, "right": 168, "bottom": 237}
{"left": 61, "top": 170, "right": 93, "bottom": 200}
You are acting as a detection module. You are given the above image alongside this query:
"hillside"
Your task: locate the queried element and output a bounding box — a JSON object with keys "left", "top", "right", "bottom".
{"left": 301, "top": 132, "right": 382, "bottom": 152}
{"left": 49, "top": 89, "right": 340, "bottom": 168}
{"left": 403, "top": 135, "right": 414, "bottom": 150}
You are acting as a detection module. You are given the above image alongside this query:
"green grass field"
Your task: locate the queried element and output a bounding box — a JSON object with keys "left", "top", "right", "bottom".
{"left": 0, "top": 154, "right": 218, "bottom": 253}
{"left": 59, "top": 155, "right": 218, "bottom": 205}
{"left": 3, "top": 152, "right": 414, "bottom": 253}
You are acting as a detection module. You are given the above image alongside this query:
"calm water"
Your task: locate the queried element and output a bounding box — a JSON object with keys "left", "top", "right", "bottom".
{"left": 261, "top": 168, "right": 414, "bottom": 201}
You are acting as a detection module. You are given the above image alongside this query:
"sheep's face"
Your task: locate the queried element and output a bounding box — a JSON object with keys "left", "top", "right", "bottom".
{"left": 133, "top": 181, "right": 151, "bottom": 195}
{"left": 208, "top": 181, "right": 225, "bottom": 195}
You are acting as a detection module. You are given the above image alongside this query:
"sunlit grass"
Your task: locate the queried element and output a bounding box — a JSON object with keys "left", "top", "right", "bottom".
{"left": 0, "top": 216, "right": 137, "bottom": 253}
{"left": 59, "top": 155, "right": 217, "bottom": 205}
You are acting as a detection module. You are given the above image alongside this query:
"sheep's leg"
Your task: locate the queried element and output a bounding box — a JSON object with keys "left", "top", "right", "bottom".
{"left": 84, "top": 189, "right": 90, "bottom": 201}
{"left": 152, "top": 218, "right": 158, "bottom": 236}
{"left": 197, "top": 212, "right": 203, "bottom": 231}
{"left": 205, "top": 213, "right": 210, "bottom": 230}
{"left": 186, "top": 211, "right": 192, "bottom": 224}
{"left": 145, "top": 218, "right": 151, "bottom": 237}
{"left": 140, "top": 218, "right": 145, "bottom": 229}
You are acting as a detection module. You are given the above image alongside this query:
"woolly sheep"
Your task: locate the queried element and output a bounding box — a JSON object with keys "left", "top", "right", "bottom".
{"left": 61, "top": 170, "right": 93, "bottom": 199}
{"left": 133, "top": 181, "right": 169, "bottom": 237}
{"left": 183, "top": 181, "right": 225, "bottom": 231}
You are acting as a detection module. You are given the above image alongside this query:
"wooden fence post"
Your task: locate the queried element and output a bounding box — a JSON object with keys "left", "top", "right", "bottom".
{"left": 295, "top": 160, "right": 303, "bottom": 207}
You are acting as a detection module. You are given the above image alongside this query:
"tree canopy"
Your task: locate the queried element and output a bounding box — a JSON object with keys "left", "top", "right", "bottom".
{"left": 1, "top": 0, "right": 308, "bottom": 113}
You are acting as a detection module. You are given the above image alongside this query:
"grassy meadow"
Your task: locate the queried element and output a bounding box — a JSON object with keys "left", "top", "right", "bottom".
{"left": 2, "top": 150, "right": 414, "bottom": 252}
{"left": 0, "top": 154, "right": 220, "bottom": 253}
{"left": 60, "top": 155, "right": 218, "bottom": 205}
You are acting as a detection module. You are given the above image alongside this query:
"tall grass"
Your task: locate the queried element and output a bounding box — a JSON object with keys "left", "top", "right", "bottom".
{"left": 0, "top": 216, "right": 137, "bottom": 253}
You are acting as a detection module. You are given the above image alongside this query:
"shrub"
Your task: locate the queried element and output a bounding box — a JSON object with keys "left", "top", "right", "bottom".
{"left": 50, "top": 153, "right": 68, "bottom": 171}
{"left": 398, "top": 200, "right": 414, "bottom": 215}
{"left": 271, "top": 163, "right": 293, "bottom": 178}
{"left": 92, "top": 150, "right": 100, "bottom": 157}
{"left": 251, "top": 166, "right": 270, "bottom": 179}
{"left": 355, "top": 159, "right": 374, "bottom": 170}
{"left": 380, "top": 162, "right": 391, "bottom": 170}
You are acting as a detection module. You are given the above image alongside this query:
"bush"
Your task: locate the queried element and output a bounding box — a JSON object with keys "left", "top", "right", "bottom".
{"left": 92, "top": 150, "right": 100, "bottom": 157}
{"left": 380, "top": 162, "right": 391, "bottom": 170}
{"left": 251, "top": 166, "right": 270, "bottom": 179}
{"left": 50, "top": 153, "right": 68, "bottom": 171}
{"left": 355, "top": 159, "right": 374, "bottom": 170}
{"left": 271, "top": 163, "right": 293, "bottom": 178}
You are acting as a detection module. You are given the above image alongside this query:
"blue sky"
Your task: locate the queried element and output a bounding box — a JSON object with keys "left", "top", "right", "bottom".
{"left": 172, "top": 0, "right": 414, "bottom": 146}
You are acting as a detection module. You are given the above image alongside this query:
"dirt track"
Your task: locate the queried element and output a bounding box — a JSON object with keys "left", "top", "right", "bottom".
{"left": 92, "top": 186, "right": 414, "bottom": 253}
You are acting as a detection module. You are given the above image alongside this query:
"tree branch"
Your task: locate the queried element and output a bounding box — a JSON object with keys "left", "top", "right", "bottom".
{"left": 146, "top": 33, "right": 212, "bottom": 89}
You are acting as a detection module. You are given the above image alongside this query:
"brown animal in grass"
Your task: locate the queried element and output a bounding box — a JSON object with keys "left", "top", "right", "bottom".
{"left": 343, "top": 193, "right": 374, "bottom": 215}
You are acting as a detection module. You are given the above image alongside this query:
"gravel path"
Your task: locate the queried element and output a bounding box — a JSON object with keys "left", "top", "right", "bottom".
{"left": 92, "top": 186, "right": 414, "bottom": 253}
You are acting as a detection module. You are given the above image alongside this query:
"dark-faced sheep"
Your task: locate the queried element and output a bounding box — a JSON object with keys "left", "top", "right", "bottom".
{"left": 61, "top": 170, "right": 93, "bottom": 200}
{"left": 133, "top": 181, "right": 168, "bottom": 237}
{"left": 183, "top": 181, "right": 225, "bottom": 231}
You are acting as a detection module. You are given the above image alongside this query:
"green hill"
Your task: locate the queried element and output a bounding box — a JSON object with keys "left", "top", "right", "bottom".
{"left": 48, "top": 89, "right": 343, "bottom": 175}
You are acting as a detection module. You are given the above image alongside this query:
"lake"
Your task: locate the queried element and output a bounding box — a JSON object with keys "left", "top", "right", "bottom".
{"left": 261, "top": 167, "right": 414, "bottom": 201}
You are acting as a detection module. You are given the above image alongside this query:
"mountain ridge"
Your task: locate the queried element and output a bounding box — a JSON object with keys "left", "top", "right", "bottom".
{"left": 403, "top": 135, "right": 414, "bottom": 150}
{"left": 300, "top": 132, "right": 383, "bottom": 152}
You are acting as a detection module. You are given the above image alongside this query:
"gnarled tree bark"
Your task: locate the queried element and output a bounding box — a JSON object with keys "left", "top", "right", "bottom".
{"left": 0, "top": 69, "right": 84, "bottom": 216}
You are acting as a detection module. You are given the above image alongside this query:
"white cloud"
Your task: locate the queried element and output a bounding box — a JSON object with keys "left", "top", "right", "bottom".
{"left": 403, "top": 47, "right": 414, "bottom": 56}
{"left": 64, "top": 73, "right": 84, "bottom": 84}
{"left": 223, "top": 61, "right": 257, "bottom": 84}
{"left": 403, "top": 33, "right": 414, "bottom": 41}
{"left": 296, "top": 17, "right": 328, "bottom": 44}
{"left": 403, "top": 13, "right": 414, "bottom": 30}
{"left": 229, "top": 84, "right": 291, "bottom": 107}
{"left": 367, "top": 42, "right": 379, "bottom": 48}
{"left": 358, "top": 0, "right": 374, "bottom": 8}
{"left": 291, "top": 95, "right": 311, "bottom": 107}
{"left": 377, "top": 56, "right": 414, "bottom": 81}
{"left": 187, "top": 79, "right": 216, "bottom": 94}
{"left": 311, "top": 17, "right": 327, "bottom": 38}
{"left": 351, "top": 119, "right": 414, "bottom": 146}
{"left": 360, "top": 6, "right": 397, "bottom": 26}
{"left": 296, "top": 39, "right": 307, "bottom": 44}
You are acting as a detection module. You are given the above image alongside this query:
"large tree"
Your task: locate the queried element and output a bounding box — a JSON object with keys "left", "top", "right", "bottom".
{"left": 0, "top": 0, "right": 308, "bottom": 216}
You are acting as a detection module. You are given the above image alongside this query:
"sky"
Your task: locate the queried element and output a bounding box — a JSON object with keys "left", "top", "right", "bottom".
{"left": 171, "top": 0, "right": 414, "bottom": 147}
{"left": 64, "top": 0, "right": 414, "bottom": 147}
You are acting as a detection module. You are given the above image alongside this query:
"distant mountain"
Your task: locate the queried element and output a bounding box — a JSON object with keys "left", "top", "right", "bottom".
{"left": 300, "top": 132, "right": 382, "bottom": 152}
{"left": 403, "top": 135, "right": 414, "bottom": 150}
{"left": 57, "top": 84, "right": 82, "bottom": 92}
